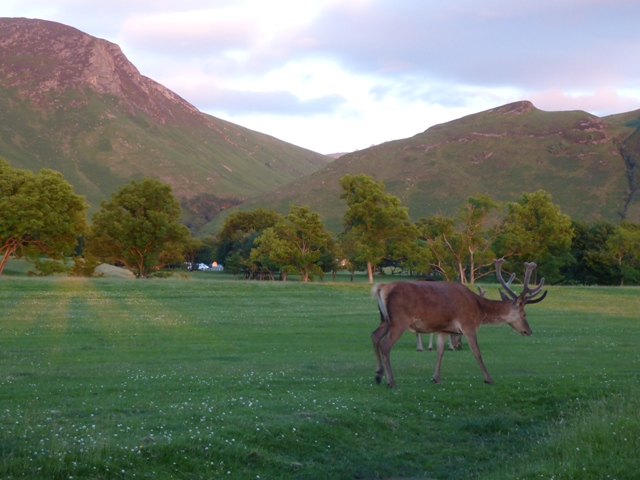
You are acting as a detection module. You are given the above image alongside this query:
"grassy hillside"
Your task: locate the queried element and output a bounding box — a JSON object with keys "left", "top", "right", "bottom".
{"left": 209, "top": 101, "right": 640, "bottom": 233}
{"left": 0, "top": 18, "right": 331, "bottom": 232}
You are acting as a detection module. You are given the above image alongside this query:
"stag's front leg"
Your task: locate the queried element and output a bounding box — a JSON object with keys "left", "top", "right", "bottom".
{"left": 431, "top": 332, "right": 447, "bottom": 384}
{"left": 416, "top": 333, "right": 424, "bottom": 351}
{"left": 464, "top": 332, "right": 494, "bottom": 384}
{"left": 427, "top": 333, "right": 434, "bottom": 351}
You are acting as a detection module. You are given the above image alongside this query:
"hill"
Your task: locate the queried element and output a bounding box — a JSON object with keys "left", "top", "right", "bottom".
{"left": 207, "top": 101, "right": 640, "bottom": 233}
{"left": 0, "top": 18, "right": 332, "bottom": 232}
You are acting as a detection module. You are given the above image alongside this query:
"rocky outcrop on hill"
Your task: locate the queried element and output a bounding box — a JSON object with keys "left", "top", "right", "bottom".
{"left": 0, "top": 17, "right": 201, "bottom": 124}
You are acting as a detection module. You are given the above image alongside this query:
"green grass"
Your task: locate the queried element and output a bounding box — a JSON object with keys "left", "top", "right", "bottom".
{"left": 1, "top": 275, "right": 639, "bottom": 479}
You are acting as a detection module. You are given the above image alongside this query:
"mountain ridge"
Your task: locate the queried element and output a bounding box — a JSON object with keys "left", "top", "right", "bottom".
{"left": 203, "top": 100, "right": 640, "bottom": 234}
{"left": 0, "top": 17, "right": 332, "bottom": 232}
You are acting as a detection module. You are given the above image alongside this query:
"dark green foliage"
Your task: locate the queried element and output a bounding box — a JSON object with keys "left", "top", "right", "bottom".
{"left": 68, "top": 254, "right": 103, "bottom": 277}
{"left": 562, "top": 220, "right": 620, "bottom": 285}
{"left": 86, "top": 178, "right": 191, "bottom": 278}
{"left": 26, "top": 258, "right": 69, "bottom": 276}
{"left": 0, "top": 159, "right": 88, "bottom": 275}
{"left": 340, "top": 174, "right": 416, "bottom": 282}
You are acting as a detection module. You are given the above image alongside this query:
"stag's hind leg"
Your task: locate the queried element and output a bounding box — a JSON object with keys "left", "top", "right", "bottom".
{"left": 371, "top": 319, "right": 390, "bottom": 385}
{"left": 377, "top": 326, "right": 405, "bottom": 388}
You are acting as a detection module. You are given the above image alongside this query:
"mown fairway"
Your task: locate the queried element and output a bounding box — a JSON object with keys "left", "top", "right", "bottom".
{"left": 1, "top": 273, "right": 639, "bottom": 479}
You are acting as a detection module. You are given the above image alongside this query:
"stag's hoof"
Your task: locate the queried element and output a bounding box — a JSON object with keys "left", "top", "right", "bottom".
{"left": 416, "top": 348, "right": 424, "bottom": 352}
{"left": 431, "top": 377, "right": 441, "bottom": 385}
{"left": 484, "top": 379, "right": 494, "bottom": 385}
{"left": 387, "top": 382, "right": 397, "bottom": 389}
{"left": 375, "top": 375, "right": 382, "bottom": 385}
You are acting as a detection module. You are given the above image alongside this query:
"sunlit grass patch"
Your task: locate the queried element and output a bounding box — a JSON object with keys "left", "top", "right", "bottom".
{"left": 0, "top": 277, "right": 639, "bottom": 478}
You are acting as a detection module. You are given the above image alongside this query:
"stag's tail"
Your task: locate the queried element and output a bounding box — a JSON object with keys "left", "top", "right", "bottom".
{"left": 372, "top": 284, "right": 390, "bottom": 323}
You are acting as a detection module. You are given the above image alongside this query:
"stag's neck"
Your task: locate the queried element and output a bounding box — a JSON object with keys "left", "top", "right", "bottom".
{"left": 478, "top": 297, "right": 513, "bottom": 325}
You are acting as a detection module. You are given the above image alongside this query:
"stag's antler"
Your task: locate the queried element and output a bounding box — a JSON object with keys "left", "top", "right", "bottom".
{"left": 522, "top": 262, "right": 547, "bottom": 304}
{"left": 494, "top": 258, "right": 518, "bottom": 301}
{"left": 494, "top": 259, "right": 547, "bottom": 304}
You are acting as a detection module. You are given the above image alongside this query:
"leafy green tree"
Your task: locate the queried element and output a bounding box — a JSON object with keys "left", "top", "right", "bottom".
{"left": 415, "top": 214, "right": 458, "bottom": 280}
{"left": 86, "top": 178, "right": 191, "bottom": 278}
{"left": 606, "top": 221, "right": 640, "bottom": 285}
{"left": 415, "top": 195, "right": 500, "bottom": 283}
{"left": 183, "top": 237, "right": 204, "bottom": 271}
{"left": 0, "top": 159, "right": 87, "bottom": 275}
{"left": 249, "top": 227, "right": 284, "bottom": 280}
{"left": 458, "top": 194, "right": 501, "bottom": 283}
{"left": 257, "top": 205, "right": 333, "bottom": 283}
{"left": 225, "top": 252, "right": 245, "bottom": 280}
{"left": 69, "top": 253, "right": 103, "bottom": 277}
{"left": 562, "top": 220, "right": 619, "bottom": 285}
{"left": 215, "top": 208, "right": 282, "bottom": 264}
{"left": 494, "top": 190, "right": 574, "bottom": 283}
{"left": 339, "top": 174, "right": 416, "bottom": 283}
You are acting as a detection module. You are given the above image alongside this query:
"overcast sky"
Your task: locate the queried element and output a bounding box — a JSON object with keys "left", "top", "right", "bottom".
{"left": 4, "top": 0, "right": 640, "bottom": 154}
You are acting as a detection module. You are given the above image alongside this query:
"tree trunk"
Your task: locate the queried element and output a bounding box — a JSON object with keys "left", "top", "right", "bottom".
{"left": 367, "top": 261, "right": 374, "bottom": 283}
{"left": 0, "top": 247, "right": 16, "bottom": 276}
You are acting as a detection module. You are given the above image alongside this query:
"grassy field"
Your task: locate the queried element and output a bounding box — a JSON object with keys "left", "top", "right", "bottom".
{"left": 1, "top": 271, "right": 639, "bottom": 479}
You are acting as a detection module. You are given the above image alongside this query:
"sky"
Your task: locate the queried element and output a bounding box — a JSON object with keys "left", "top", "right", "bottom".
{"left": 4, "top": 0, "right": 640, "bottom": 154}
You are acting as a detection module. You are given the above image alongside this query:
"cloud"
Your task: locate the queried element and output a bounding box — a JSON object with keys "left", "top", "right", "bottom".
{"left": 288, "top": 0, "right": 640, "bottom": 91}
{"left": 188, "top": 87, "right": 346, "bottom": 115}
{"left": 528, "top": 88, "right": 640, "bottom": 116}
{"left": 119, "top": 10, "right": 260, "bottom": 56}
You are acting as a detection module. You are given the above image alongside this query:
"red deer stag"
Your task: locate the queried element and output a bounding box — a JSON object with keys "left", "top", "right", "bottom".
{"left": 415, "top": 286, "right": 489, "bottom": 352}
{"left": 371, "top": 259, "right": 547, "bottom": 387}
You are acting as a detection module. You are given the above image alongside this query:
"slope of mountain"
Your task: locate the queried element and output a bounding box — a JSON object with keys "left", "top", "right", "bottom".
{"left": 0, "top": 18, "right": 331, "bottom": 231}
{"left": 207, "top": 101, "right": 640, "bottom": 233}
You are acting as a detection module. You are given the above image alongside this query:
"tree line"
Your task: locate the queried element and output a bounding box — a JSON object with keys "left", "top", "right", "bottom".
{"left": 2, "top": 158, "right": 639, "bottom": 284}
{"left": 214, "top": 173, "right": 640, "bottom": 286}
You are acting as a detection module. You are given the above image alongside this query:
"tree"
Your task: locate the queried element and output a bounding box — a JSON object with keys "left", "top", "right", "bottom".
{"left": 256, "top": 205, "right": 333, "bottom": 282}
{"left": 339, "top": 174, "right": 416, "bottom": 283}
{"left": 494, "top": 190, "right": 574, "bottom": 282}
{"left": 183, "top": 237, "right": 204, "bottom": 271}
{"left": 215, "top": 208, "right": 282, "bottom": 264}
{"left": 458, "top": 194, "right": 501, "bottom": 283}
{"left": 606, "top": 221, "right": 640, "bottom": 285}
{"left": 86, "top": 178, "right": 191, "bottom": 278}
{"left": 415, "top": 195, "right": 500, "bottom": 283}
{"left": 415, "top": 214, "right": 459, "bottom": 280}
{"left": 0, "top": 159, "right": 87, "bottom": 275}
{"left": 562, "top": 220, "right": 619, "bottom": 285}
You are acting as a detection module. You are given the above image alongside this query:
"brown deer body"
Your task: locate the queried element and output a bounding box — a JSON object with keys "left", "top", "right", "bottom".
{"left": 371, "top": 260, "right": 546, "bottom": 387}
{"left": 415, "top": 286, "right": 486, "bottom": 352}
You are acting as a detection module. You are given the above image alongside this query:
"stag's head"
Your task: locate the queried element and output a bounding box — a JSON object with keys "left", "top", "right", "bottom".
{"left": 494, "top": 259, "right": 547, "bottom": 336}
